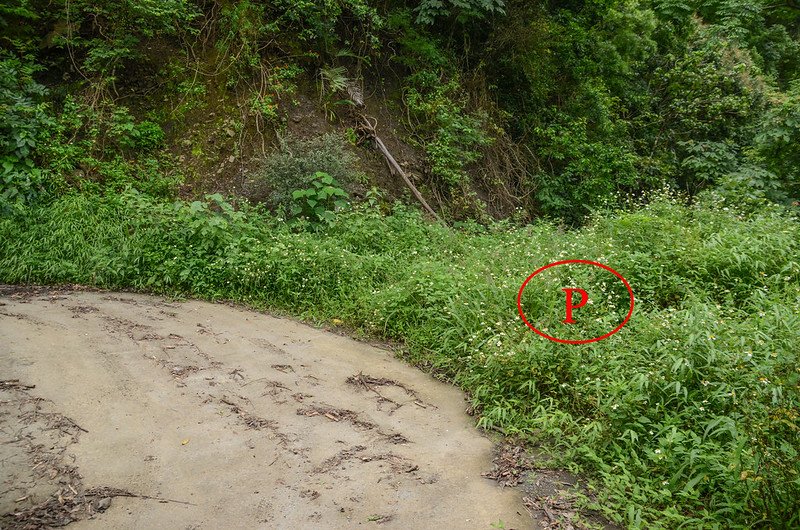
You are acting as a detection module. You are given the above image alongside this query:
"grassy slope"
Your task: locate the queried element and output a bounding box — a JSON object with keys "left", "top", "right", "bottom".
{"left": 1, "top": 191, "right": 799, "bottom": 528}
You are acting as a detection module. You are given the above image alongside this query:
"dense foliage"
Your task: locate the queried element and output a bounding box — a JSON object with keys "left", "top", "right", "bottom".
{"left": 1, "top": 0, "right": 798, "bottom": 527}
{"left": 2, "top": 0, "right": 798, "bottom": 218}
{"left": 1, "top": 191, "right": 798, "bottom": 527}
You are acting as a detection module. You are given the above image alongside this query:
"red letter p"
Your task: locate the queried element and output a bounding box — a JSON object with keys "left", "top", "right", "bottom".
{"left": 562, "top": 288, "right": 588, "bottom": 324}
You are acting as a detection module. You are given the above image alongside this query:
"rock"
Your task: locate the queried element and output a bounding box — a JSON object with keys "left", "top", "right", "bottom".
{"left": 94, "top": 497, "right": 112, "bottom": 512}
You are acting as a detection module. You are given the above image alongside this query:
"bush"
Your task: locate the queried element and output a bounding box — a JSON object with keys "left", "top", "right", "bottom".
{"left": 289, "top": 171, "right": 349, "bottom": 226}
{"left": 34, "top": 97, "right": 180, "bottom": 196}
{"left": 245, "top": 133, "right": 363, "bottom": 210}
{"left": 0, "top": 55, "right": 53, "bottom": 210}
{"left": 753, "top": 81, "right": 800, "bottom": 202}
{"left": 404, "top": 72, "right": 491, "bottom": 188}
{"left": 131, "top": 121, "right": 165, "bottom": 152}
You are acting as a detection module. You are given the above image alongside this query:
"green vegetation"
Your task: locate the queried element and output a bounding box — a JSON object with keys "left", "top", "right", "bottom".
{"left": 245, "top": 133, "right": 363, "bottom": 209}
{"left": 290, "top": 171, "right": 350, "bottom": 225}
{"left": 1, "top": 190, "right": 798, "bottom": 527}
{"left": 1, "top": 0, "right": 798, "bottom": 527}
{"left": 2, "top": 1, "right": 799, "bottom": 218}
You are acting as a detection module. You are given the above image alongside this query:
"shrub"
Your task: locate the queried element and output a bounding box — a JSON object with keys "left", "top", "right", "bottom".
{"left": 34, "top": 97, "right": 180, "bottom": 196}
{"left": 405, "top": 72, "right": 491, "bottom": 188}
{"left": 245, "top": 133, "right": 363, "bottom": 210}
{"left": 290, "top": 171, "right": 349, "bottom": 226}
{"left": 415, "top": 0, "right": 506, "bottom": 25}
{"left": 752, "top": 81, "right": 800, "bottom": 201}
{"left": 0, "top": 55, "right": 53, "bottom": 210}
{"left": 131, "top": 121, "right": 165, "bottom": 152}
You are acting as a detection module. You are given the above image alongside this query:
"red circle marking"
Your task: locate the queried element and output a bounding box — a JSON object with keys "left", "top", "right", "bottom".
{"left": 516, "top": 260, "right": 635, "bottom": 345}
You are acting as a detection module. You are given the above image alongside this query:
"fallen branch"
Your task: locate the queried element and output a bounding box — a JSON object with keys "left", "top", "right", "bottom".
{"left": 0, "top": 379, "right": 36, "bottom": 390}
{"left": 358, "top": 114, "right": 443, "bottom": 224}
{"left": 86, "top": 487, "right": 197, "bottom": 506}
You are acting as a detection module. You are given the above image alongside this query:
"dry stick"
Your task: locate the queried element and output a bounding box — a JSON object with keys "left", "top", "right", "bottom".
{"left": 98, "top": 490, "right": 197, "bottom": 506}
{"left": 351, "top": 375, "right": 399, "bottom": 408}
{"left": 358, "top": 115, "right": 444, "bottom": 224}
{"left": 0, "top": 379, "right": 36, "bottom": 390}
{"left": 113, "top": 492, "right": 197, "bottom": 506}
{"left": 135, "top": 494, "right": 196, "bottom": 506}
{"left": 62, "top": 417, "right": 89, "bottom": 433}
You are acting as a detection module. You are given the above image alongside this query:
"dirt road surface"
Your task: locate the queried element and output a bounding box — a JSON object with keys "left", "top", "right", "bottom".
{"left": 0, "top": 287, "right": 534, "bottom": 529}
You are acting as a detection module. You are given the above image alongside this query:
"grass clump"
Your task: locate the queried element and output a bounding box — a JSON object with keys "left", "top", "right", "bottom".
{"left": 0, "top": 191, "right": 798, "bottom": 528}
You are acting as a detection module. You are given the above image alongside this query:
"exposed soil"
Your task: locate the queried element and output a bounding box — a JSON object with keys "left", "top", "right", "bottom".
{"left": 0, "top": 286, "right": 539, "bottom": 529}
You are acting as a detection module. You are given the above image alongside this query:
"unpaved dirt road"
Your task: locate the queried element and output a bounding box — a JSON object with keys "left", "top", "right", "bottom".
{"left": 1, "top": 286, "right": 534, "bottom": 529}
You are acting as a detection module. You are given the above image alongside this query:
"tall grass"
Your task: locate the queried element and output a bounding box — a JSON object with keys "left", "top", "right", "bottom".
{"left": 1, "top": 190, "right": 798, "bottom": 528}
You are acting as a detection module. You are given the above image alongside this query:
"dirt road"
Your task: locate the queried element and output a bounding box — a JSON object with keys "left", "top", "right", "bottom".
{"left": 0, "top": 286, "right": 533, "bottom": 529}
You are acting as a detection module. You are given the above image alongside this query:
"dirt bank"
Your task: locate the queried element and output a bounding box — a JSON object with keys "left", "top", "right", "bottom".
{"left": 0, "top": 287, "right": 535, "bottom": 529}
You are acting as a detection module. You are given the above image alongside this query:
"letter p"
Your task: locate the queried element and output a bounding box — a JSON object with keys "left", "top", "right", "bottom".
{"left": 562, "top": 288, "right": 588, "bottom": 324}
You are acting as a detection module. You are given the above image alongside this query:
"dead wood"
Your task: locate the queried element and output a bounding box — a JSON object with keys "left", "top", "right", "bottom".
{"left": 357, "top": 114, "right": 444, "bottom": 224}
